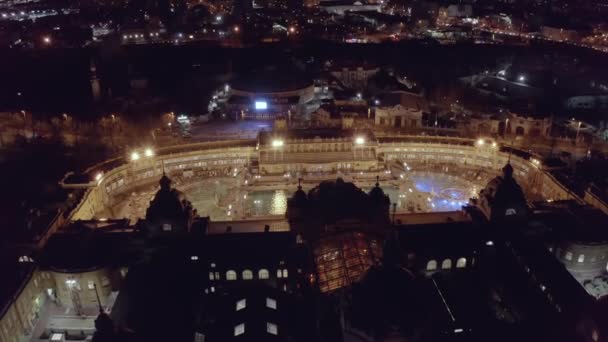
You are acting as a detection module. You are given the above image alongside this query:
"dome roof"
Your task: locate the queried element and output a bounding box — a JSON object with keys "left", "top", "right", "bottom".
{"left": 369, "top": 178, "right": 390, "bottom": 206}
{"left": 480, "top": 162, "right": 529, "bottom": 220}
{"left": 292, "top": 185, "right": 307, "bottom": 205}
{"left": 145, "top": 175, "right": 191, "bottom": 223}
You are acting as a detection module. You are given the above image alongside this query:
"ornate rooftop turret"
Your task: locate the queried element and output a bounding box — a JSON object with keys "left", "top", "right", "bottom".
{"left": 477, "top": 162, "right": 529, "bottom": 222}
{"left": 145, "top": 174, "right": 196, "bottom": 235}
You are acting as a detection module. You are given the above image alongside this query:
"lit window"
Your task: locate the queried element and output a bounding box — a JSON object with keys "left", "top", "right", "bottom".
{"left": 441, "top": 259, "right": 452, "bottom": 269}
{"left": 51, "top": 333, "right": 64, "bottom": 341}
{"left": 266, "top": 297, "right": 277, "bottom": 309}
{"left": 209, "top": 272, "right": 215, "bottom": 280}
{"left": 426, "top": 260, "right": 437, "bottom": 271}
{"left": 234, "top": 323, "right": 245, "bottom": 336}
{"left": 162, "top": 223, "right": 172, "bottom": 231}
{"left": 258, "top": 269, "right": 269, "bottom": 279}
{"left": 578, "top": 254, "right": 585, "bottom": 263}
{"left": 282, "top": 269, "right": 288, "bottom": 278}
{"left": 565, "top": 252, "right": 573, "bottom": 261}
{"left": 65, "top": 279, "right": 80, "bottom": 290}
{"left": 266, "top": 322, "right": 278, "bottom": 335}
{"left": 191, "top": 256, "right": 199, "bottom": 261}
{"left": 236, "top": 299, "right": 246, "bottom": 311}
{"left": 226, "top": 270, "right": 237, "bottom": 280}
{"left": 210, "top": 263, "right": 216, "bottom": 268}
{"left": 242, "top": 270, "right": 253, "bottom": 280}
{"left": 87, "top": 281, "right": 95, "bottom": 290}
{"left": 456, "top": 258, "right": 467, "bottom": 268}
{"left": 277, "top": 269, "right": 283, "bottom": 278}
{"left": 215, "top": 272, "right": 220, "bottom": 280}
{"left": 210, "top": 286, "right": 215, "bottom": 293}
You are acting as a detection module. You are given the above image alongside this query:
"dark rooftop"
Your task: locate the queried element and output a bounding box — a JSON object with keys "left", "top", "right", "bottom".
{"left": 231, "top": 66, "right": 313, "bottom": 93}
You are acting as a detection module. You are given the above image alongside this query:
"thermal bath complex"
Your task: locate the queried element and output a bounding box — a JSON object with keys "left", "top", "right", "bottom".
{"left": 63, "top": 130, "right": 575, "bottom": 223}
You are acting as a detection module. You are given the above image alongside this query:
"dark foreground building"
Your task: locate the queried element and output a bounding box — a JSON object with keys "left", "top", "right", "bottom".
{"left": 16, "top": 167, "right": 608, "bottom": 342}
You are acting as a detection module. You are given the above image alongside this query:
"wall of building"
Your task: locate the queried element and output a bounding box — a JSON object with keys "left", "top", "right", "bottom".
{"left": 51, "top": 268, "right": 115, "bottom": 310}
{"left": 0, "top": 270, "right": 52, "bottom": 342}
{"left": 554, "top": 243, "right": 608, "bottom": 284}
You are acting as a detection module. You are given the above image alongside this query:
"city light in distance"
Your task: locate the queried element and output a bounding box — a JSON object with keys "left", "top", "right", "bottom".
{"left": 272, "top": 139, "right": 284, "bottom": 147}
{"left": 95, "top": 172, "right": 103, "bottom": 181}
{"left": 42, "top": 36, "right": 51, "bottom": 44}
{"left": 234, "top": 26, "right": 240, "bottom": 33}
{"left": 476, "top": 138, "right": 485, "bottom": 146}
{"left": 130, "top": 152, "right": 140, "bottom": 161}
{"left": 355, "top": 136, "right": 365, "bottom": 145}
{"left": 518, "top": 75, "right": 526, "bottom": 82}
{"left": 144, "top": 148, "right": 154, "bottom": 157}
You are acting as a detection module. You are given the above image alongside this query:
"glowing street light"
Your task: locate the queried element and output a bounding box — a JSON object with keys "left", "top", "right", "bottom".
{"left": 476, "top": 138, "right": 485, "bottom": 146}
{"left": 289, "top": 26, "right": 296, "bottom": 34}
{"left": 144, "top": 148, "right": 154, "bottom": 157}
{"left": 518, "top": 75, "right": 526, "bottom": 82}
{"left": 95, "top": 172, "right": 103, "bottom": 181}
{"left": 355, "top": 136, "right": 365, "bottom": 145}
{"left": 42, "top": 36, "right": 51, "bottom": 44}
{"left": 272, "top": 139, "right": 284, "bottom": 147}
{"left": 130, "top": 151, "right": 140, "bottom": 161}
{"left": 233, "top": 26, "right": 240, "bottom": 33}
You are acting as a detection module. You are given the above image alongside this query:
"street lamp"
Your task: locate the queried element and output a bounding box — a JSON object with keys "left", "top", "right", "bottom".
{"left": 476, "top": 138, "right": 484, "bottom": 146}
{"left": 355, "top": 136, "right": 365, "bottom": 145}
{"left": 144, "top": 148, "right": 154, "bottom": 157}
{"left": 518, "top": 75, "right": 526, "bottom": 82}
{"left": 42, "top": 36, "right": 51, "bottom": 44}
{"left": 130, "top": 151, "right": 140, "bottom": 161}
{"left": 272, "top": 139, "right": 284, "bottom": 147}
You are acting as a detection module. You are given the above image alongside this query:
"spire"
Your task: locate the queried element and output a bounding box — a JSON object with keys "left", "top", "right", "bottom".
{"left": 502, "top": 162, "right": 514, "bottom": 179}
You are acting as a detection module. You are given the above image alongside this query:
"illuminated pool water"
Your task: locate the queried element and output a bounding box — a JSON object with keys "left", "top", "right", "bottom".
{"left": 109, "top": 172, "right": 485, "bottom": 222}
{"left": 242, "top": 172, "right": 481, "bottom": 216}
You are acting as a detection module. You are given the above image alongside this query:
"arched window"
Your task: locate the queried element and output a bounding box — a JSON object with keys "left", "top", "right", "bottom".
{"left": 456, "top": 258, "right": 467, "bottom": 268}
{"left": 258, "top": 269, "right": 269, "bottom": 279}
{"left": 226, "top": 270, "right": 237, "bottom": 281}
{"left": 441, "top": 259, "right": 452, "bottom": 269}
{"left": 277, "top": 269, "right": 283, "bottom": 278}
{"left": 242, "top": 269, "right": 253, "bottom": 280}
{"left": 426, "top": 260, "right": 437, "bottom": 271}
